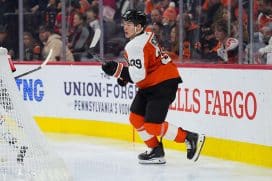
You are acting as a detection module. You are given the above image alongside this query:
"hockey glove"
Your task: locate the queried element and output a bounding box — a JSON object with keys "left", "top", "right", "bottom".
{"left": 117, "top": 78, "right": 128, "bottom": 87}
{"left": 102, "top": 61, "right": 123, "bottom": 78}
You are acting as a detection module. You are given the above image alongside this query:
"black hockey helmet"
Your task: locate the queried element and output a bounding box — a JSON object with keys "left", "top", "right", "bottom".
{"left": 122, "top": 9, "right": 146, "bottom": 27}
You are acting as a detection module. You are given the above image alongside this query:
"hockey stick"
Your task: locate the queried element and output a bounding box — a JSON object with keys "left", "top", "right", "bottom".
{"left": 92, "top": 54, "right": 107, "bottom": 64}
{"left": 92, "top": 53, "right": 128, "bottom": 65}
{"left": 14, "top": 49, "right": 52, "bottom": 79}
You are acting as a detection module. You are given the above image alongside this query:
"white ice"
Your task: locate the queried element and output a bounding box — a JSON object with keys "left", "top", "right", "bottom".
{"left": 48, "top": 134, "right": 272, "bottom": 181}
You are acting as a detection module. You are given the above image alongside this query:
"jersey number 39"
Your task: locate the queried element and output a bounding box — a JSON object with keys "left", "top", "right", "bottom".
{"left": 129, "top": 59, "right": 142, "bottom": 69}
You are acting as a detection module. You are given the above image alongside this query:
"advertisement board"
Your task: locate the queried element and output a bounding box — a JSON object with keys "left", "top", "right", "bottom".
{"left": 14, "top": 64, "right": 272, "bottom": 147}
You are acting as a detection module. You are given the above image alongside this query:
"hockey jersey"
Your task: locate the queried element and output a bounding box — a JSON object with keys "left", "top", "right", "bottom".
{"left": 124, "top": 31, "right": 180, "bottom": 89}
{"left": 216, "top": 37, "right": 239, "bottom": 64}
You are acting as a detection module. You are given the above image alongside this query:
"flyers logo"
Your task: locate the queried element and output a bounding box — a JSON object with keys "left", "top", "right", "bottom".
{"left": 129, "top": 59, "right": 142, "bottom": 69}
{"left": 225, "top": 38, "right": 237, "bottom": 48}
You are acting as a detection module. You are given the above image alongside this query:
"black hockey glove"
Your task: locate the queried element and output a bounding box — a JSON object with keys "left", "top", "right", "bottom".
{"left": 117, "top": 78, "right": 128, "bottom": 87}
{"left": 102, "top": 61, "right": 133, "bottom": 83}
{"left": 102, "top": 61, "right": 119, "bottom": 76}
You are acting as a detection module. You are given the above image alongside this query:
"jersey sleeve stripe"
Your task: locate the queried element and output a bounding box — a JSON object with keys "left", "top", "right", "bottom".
{"left": 113, "top": 63, "right": 124, "bottom": 78}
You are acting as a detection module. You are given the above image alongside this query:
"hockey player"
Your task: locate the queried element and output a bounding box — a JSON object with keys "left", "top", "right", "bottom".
{"left": 101, "top": 9, "right": 205, "bottom": 164}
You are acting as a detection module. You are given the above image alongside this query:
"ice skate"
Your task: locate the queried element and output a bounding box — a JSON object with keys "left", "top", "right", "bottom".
{"left": 138, "top": 142, "right": 166, "bottom": 164}
{"left": 185, "top": 131, "right": 205, "bottom": 161}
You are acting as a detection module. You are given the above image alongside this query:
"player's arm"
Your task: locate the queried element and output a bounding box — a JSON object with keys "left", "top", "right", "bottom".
{"left": 101, "top": 60, "right": 133, "bottom": 87}
{"left": 102, "top": 61, "right": 133, "bottom": 82}
{"left": 102, "top": 45, "right": 146, "bottom": 85}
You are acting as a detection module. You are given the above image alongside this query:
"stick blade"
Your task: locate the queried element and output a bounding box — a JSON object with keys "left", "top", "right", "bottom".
{"left": 41, "top": 49, "right": 53, "bottom": 67}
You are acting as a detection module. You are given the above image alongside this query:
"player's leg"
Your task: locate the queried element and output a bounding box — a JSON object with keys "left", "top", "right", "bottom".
{"left": 143, "top": 80, "right": 205, "bottom": 162}
{"left": 144, "top": 120, "right": 205, "bottom": 162}
{"left": 129, "top": 91, "right": 164, "bottom": 164}
{"left": 129, "top": 113, "right": 159, "bottom": 148}
{"left": 129, "top": 112, "right": 166, "bottom": 164}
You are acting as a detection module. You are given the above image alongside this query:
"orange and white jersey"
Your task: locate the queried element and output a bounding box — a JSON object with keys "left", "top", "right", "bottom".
{"left": 124, "top": 31, "right": 180, "bottom": 89}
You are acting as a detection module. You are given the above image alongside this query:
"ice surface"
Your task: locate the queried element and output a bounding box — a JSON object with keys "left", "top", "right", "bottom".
{"left": 48, "top": 134, "right": 272, "bottom": 181}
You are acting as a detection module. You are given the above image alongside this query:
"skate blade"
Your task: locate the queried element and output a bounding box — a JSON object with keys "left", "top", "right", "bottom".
{"left": 138, "top": 157, "right": 166, "bottom": 164}
{"left": 192, "top": 134, "right": 205, "bottom": 162}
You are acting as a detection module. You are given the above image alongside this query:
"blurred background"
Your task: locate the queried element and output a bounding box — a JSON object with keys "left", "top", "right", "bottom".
{"left": 0, "top": 0, "right": 272, "bottom": 64}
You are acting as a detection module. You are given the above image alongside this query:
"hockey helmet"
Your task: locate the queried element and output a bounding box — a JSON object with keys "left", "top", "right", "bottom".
{"left": 122, "top": 9, "right": 146, "bottom": 27}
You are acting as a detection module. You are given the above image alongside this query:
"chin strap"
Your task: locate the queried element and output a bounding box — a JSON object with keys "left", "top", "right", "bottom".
{"left": 133, "top": 27, "right": 144, "bottom": 37}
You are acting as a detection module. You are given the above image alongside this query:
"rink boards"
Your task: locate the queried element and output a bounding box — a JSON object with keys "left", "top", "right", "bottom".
{"left": 14, "top": 63, "right": 272, "bottom": 168}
